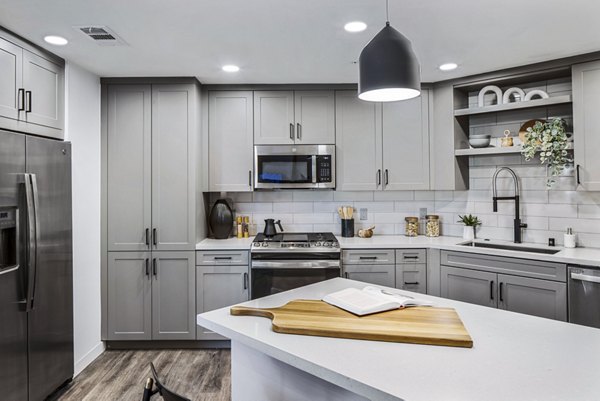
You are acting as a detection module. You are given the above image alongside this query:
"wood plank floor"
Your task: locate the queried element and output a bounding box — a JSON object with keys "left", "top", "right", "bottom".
{"left": 53, "top": 349, "right": 231, "bottom": 401}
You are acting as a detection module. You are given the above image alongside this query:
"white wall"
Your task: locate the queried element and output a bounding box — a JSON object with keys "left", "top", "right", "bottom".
{"left": 64, "top": 61, "right": 104, "bottom": 375}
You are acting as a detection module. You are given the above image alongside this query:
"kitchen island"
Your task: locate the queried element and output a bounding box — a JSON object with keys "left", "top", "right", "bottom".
{"left": 197, "top": 277, "right": 600, "bottom": 401}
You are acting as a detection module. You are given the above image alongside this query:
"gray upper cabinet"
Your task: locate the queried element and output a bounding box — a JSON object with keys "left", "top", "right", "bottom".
{"left": 107, "top": 252, "right": 152, "bottom": 340}
{"left": 293, "top": 90, "right": 335, "bottom": 144}
{"left": 151, "top": 85, "right": 197, "bottom": 251}
{"left": 497, "top": 274, "right": 567, "bottom": 321}
{"left": 22, "top": 50, "right": 64, "bottom": 131}
{"left": 152, "top": 251, "right": 196, "bottom": 340}
{"left": 254, "top": 90, "right": 295, "bottom": 145}
{"left": 107, "top": 85, "right": 152, "bottom": 252}
{"left": 196, "top": 265, "right": 249, "bottom": 340}
{"left": 344, "top": 264, "right": 395, "bottom": 287}
{"left": 208, "top": 91, "right": 254, "bottom": 192}
{"left": 335, "top": 91, "right": 382, "bottom": 191}
{"left": 0, "top": 37, "right": 22, "bottom": 121}
{"left": 441, "top": 265, "right": 497, "bottom": 308}
{"left": 382, "top": 90, "right": 430, "bottom": 190}
{"left": 573, "top": 61, "right": 600, "bottom": 191}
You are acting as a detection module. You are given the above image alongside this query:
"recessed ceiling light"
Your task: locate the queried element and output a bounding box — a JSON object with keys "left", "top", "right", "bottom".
{"left": 439, "top": 63, "right": 458, "bottom": 71}
{"left": 44, "top": 35, "right": 68, "bottom": 46}
{"left": 222, "top": 65, "right": 240, "bottom": 73}
{"left": 344, "top": 21, "right": 367, "bottom": 33}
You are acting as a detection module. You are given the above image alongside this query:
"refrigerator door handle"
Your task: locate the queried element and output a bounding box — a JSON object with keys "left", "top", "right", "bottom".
{"left": 23, "top": 173, "right": 38, "bottom": 312}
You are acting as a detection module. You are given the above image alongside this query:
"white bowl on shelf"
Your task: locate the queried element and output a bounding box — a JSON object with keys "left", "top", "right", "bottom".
{"left": 469, "top": 135, "right": 491, "bottom": 148}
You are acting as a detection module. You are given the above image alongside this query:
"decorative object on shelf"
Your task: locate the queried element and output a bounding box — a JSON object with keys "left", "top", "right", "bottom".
{"left": 502, "top": 87, "right": 526, "bottom": 104}
{"left": 477, "top": 85, "right": 502, "bottom": 107}
{"left": 405, "top": 216, "right": 419, "bottom": 237}
{"left": 457, "top": 214, "right": 482, "bottom": 241}
{"left": 357, "top": 226, "right": 375, "bottom": 238}
{"left": 469, "top": 134, "right": 491, "bottom": 148}
{"left": 500, "top": 130, "right": 514, "bottom": 147}
{"left": 209, "top": 198, "right": 234, "bottom": 239}
{"left": 564, "top": 227, "right": 576, "bottom": 249}
{"left": 521, "top": 118, "right": 570, "bottom": 188}
{"left": 524, "top": 89, "right": 549, "bottom": 101}
{"left": 425, "top": 215, "right": 440, "bottom": 237}
{"left": 358, "top": 0, "right": 420, "bottom": 102}
{"left": 519, "top": 119, "right": 545, "bottom": 144}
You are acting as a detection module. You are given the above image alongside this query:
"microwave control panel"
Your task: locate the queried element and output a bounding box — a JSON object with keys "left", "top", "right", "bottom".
{"left": 316, "top": 155, "right": 332, "bottom": 183}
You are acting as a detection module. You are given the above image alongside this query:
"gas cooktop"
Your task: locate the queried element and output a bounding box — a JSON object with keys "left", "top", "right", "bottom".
{"left": 252, "top": 232, "right": 339, "bottom": 252}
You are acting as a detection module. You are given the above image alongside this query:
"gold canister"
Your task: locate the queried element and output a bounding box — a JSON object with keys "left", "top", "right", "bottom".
{"left": 405, "top": 217, "right": 419, "bottom": 237}
{"left": 425, "top": 215, "right": 440, "bottom": 237}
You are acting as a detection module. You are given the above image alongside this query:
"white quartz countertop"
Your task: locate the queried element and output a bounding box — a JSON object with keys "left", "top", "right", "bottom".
{"left": 196, "top": 235, "right": 600, "bottom": 267}
{"left": 197, "top": 278, "right": 600, "bottom": 401}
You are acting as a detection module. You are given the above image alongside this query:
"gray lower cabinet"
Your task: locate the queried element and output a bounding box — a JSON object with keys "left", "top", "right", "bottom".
{"left": 107, "top": 252, "right": 152, "bottom": 340}
{"left": 196, "top": 265, "right": 249, "bottom": 340}
{"left": 106, "top": 251, "right": 195, "bottom": 341}
{"left": 441, "top": 265, "right": 497, "bottom": 308}
{"left": 343, "top": 264, "right": 395, "bottom": 287}
{"left": 498, "top": 274, "right": 567, "bottom": 321}
{"left": 396, "top": 264, "right": 427, "bottom": 294}
{"left": 152, "top": 251, "right": 196, "bottom": 340}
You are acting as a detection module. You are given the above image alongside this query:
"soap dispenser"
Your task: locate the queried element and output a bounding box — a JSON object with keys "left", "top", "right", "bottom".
{"left": 564, "top": 227, "right": 576, "bottom": 248}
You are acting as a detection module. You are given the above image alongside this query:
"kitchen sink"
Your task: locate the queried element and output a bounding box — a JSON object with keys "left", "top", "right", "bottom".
{"left": 460, "top": 242, "right": 561, "bottom": 255}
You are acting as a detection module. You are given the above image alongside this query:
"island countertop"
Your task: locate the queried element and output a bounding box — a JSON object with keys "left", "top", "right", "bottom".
{"left": 197, "top": 277, "right": 600, "bottom": 401}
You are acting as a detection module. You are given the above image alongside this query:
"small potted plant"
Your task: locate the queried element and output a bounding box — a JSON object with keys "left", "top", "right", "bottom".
{"left": 457, "top": 214, "right": 482, "bottom": 241}
{"left": 521, "top": 118, "right": 571, "bottom": 188}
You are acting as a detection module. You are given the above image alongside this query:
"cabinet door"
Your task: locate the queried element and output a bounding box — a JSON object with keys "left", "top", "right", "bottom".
{"left": 294, "top": 90, "right": 335, "bottom": 144}
{"left": 335, "top": 91, "right": 382, "bottom": 191}
{"left": 343, "top": 264, "right": 395, "bottom": 287}
{"left": 441, "top": 266, "right": 497, "bottom": 308}
{"left": 254, "top": 90, "right": 295, "bottom": 145}
{"left": 107, "top": 252, "right": 152, "bottom": 340}
{"left": 107, "top": 85, "right": 152, "bottom": 251}
{"left": 573, "top": 61, "right": 600, "bottom": 191}
{"left": 498, "top": 274, "right": 567, "bottom": 321}
{"left": 396, "top": 263, "right": 427, "bottom": 294}
{"left": 382, "top": 90, "right": 430, "bottom": 190}
{"left": 152, "top": 251, "right": 196, "bottom": 340}
{"left": 208, "top": 91, "right": 254, "bottom": 192}
{"left": 22, "top": 50, "right": 64, "bottom": 130}
{"left": 196, "top": 265, "right": 249, "bottom": 340}
{"left": 151, "top": 84, "right": 196, "bottom": 251}
{"left": 0, "top": 37, "right": 22, "bottom": 121}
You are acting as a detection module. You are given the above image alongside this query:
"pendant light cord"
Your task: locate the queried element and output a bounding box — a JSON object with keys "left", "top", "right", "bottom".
{"left": 385, "top": 0, "right": 390, "bottom": 25}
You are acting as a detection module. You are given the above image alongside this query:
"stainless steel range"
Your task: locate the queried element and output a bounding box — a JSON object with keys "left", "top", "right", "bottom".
{"left": 250, "top": 232, "right": 340, "bottom": 299}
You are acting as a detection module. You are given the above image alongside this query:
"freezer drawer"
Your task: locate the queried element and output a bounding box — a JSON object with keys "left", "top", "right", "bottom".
{"left": 569, "top": 266, "right": 600, "bottom": 329}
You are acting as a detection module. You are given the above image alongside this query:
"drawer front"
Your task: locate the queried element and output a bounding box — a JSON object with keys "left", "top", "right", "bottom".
{"left": 396, "top": 249, "right": 427, "bottom": 264}
{"left": 395, "top": 263, "right": 427, "bottom": 294}
{"left": 441, "top": 251, "right": 566, "bottom": 282}
{"left": 196, "top": 250, "right": 249, "bottom": 265}
{"left": 343, "top": 264, "right": 395, "bottom": 287}
{"left": 342, "top": 249, "right": 395, "bottom": 265}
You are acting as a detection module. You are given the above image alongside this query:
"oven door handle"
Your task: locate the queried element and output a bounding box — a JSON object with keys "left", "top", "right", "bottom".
{"left": 571, "top": 272, "right": 600, "bottom": 284}
{"left": 251, "top": 260, "right": 340, "bottom": 269}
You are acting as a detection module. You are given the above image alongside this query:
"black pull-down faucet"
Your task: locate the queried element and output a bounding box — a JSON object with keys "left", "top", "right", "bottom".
{"left": 492, "top": 167, "right": 527, "bottom": 243}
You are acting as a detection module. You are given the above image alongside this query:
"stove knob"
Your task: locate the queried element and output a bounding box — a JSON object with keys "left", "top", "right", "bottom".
{"left": 324, "top": 242, "right": 331, "bottom": 247}
{"left": 261, "top": 243, "right": 268, "bottom": 247}
{"left": 316, "top": 242, "right": 322, "bottom": 247}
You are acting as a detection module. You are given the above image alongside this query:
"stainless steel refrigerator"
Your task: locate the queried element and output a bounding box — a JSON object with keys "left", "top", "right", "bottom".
{"left": 0, "top": 130, "right": 73, "bottom": 401}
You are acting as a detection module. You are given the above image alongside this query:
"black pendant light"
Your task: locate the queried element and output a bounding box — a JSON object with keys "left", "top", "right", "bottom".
{"left": 358, "top": 0, "right": 421, "bottom": 102}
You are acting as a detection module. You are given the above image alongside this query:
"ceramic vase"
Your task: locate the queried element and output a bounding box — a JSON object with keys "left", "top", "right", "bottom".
{"left": 463, "top": 226, "right": 475, "bottom": 241}
{"left": 209, "top": 199, "right": 233, "bottom": 239}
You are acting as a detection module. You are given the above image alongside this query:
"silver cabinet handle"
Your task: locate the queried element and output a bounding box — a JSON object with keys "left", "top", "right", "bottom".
{"left": 289, "top": 123, "right": 294, "bottom": 140}
{"left": 297, "top": 123, "right": 301, "bottom": 140}
{"left": 571, "top": 272, "right": 600, "bottom": 284}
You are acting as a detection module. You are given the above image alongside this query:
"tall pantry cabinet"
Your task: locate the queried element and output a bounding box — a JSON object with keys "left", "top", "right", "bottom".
{"left": 102, "top": 79, "right": 203, "bottom": 341}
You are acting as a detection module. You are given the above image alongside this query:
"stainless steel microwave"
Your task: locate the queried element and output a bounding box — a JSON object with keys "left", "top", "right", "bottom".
{"left": 254, "top": 145, "right": 335, "bottom": 189}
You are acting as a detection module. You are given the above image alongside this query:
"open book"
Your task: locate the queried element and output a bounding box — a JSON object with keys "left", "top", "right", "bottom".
{"left": 323, "top": 286, "right": 433, "bottom": 316}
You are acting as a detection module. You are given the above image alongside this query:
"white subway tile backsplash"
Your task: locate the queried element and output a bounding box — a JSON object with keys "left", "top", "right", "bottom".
{"left": 374, "top": 191, "right": 414, "bottom": 201}
{"left": 549, "top": 191, "right": 600, "bottom": 204}
{"left": 293, "top": 213, "right": 334, "bottom": 224}
{"left": 578, "top": 204, "right": 600, "bottom": 219}
{"left": 292, "top": 191, "right": 334, "bottom": 202}
{"left": 549, "top": 217, "right": 600, "bottom": 234}
{"left": 354, "top": 201, "right": 395, "bottom": 212}
{"left": 333, "top": 191, "right": 374, "bottom": 201}
{"left": 235, "top": 202, "right": 273, "bottom": 213}
{"left": 414, "top": 191, "right": 435, "bottom": 201}
{"left": 252, "top": 191, "right": 294, "bottom": 202}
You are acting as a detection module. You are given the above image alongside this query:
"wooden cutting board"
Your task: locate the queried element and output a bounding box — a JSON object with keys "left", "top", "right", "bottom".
{"left": 231, "top": 300, "right": 473, "bottom": 348}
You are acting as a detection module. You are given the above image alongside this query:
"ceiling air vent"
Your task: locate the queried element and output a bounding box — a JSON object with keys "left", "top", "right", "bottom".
{"left": 75, "top": 26, "right": 126, "bottom": 46}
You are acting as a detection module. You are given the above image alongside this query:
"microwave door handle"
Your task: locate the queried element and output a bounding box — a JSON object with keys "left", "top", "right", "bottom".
{"left": 312, "top": 156, "right": 317, "bottom": 183}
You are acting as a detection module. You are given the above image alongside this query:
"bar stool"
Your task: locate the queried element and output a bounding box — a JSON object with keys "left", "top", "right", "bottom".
{"left": 140, "top": 362, "right": 191, "bottom": 401}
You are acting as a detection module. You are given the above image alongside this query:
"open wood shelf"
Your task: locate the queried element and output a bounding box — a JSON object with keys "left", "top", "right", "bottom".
{"left": 455, "top": 142, "right": 573, "bottom": 157}
{"left": 453, "top": 95, "right": 572, "bottom": 117}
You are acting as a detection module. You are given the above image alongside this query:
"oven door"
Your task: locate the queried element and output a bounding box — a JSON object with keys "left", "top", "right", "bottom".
{"left": 250, "top": 258, "right": 341, "bottom": 299}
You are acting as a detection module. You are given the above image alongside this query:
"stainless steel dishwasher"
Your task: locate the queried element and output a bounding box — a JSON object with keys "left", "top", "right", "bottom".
{"left": 568, "top": 265, "right": 600, "bottom": 328}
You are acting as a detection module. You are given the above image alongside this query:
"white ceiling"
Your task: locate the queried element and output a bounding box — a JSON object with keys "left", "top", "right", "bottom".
{"left": 1, "top": 0, "right": 599, "bottom": 84}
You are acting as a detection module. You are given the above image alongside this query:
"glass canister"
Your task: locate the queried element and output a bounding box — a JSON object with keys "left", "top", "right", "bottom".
{"left": 425, "top": 215, "right": 440, "bottom": 237}
{"left": 405, "top": 217, "right": 419, "bottom": 237}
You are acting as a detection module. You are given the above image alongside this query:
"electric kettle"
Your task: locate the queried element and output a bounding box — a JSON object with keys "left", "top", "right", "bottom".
{"left": 263, "top": 219, "right": 283, "bottom": 237}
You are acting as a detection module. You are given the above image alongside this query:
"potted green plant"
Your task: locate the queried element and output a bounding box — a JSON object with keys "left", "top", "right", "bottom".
{"left": 521, "top": 118, "right": 570, "bottom": 188}
{"left": 457, "top": 214, "right": 482, "bottom": 241}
